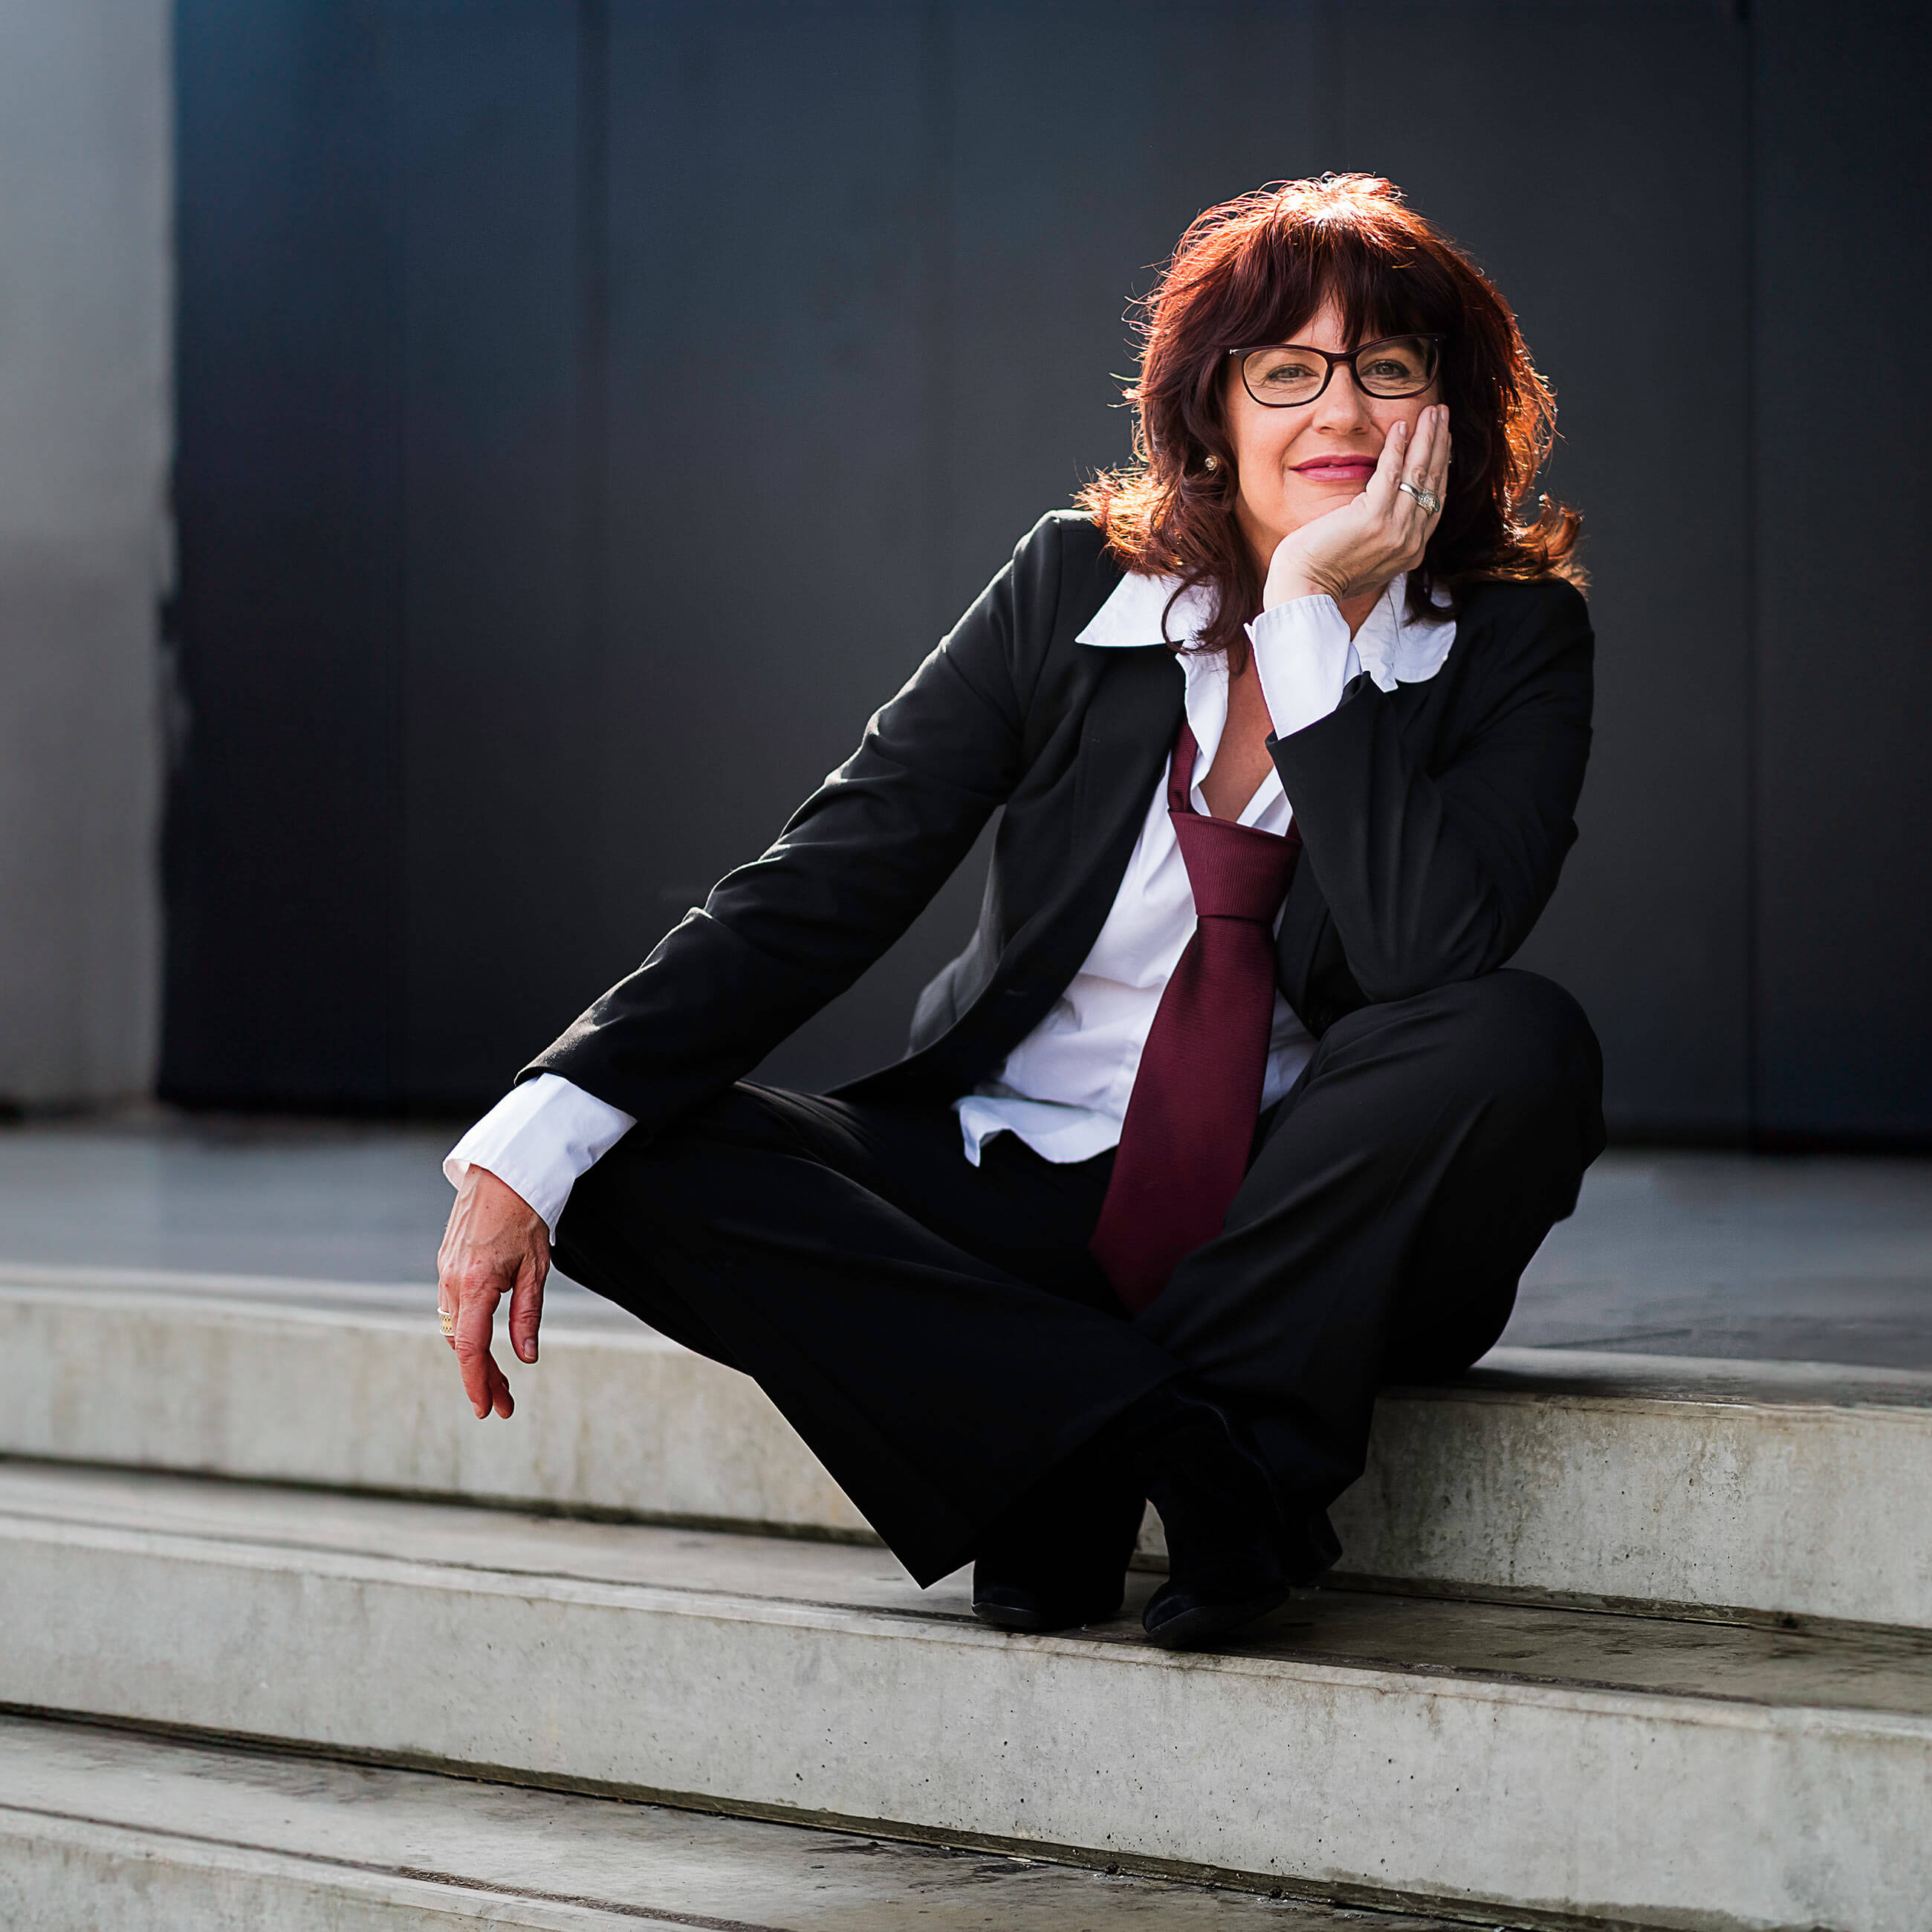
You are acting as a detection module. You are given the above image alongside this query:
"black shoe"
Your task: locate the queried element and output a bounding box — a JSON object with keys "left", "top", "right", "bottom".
{"left": 971, "top": 1466, "right": 1147, "bottom": 1634}
{"left": 1121, "top": 1385, "right": 1340, "bottom": 1650}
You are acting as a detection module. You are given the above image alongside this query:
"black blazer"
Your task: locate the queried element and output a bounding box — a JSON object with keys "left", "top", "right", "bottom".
{"left": 528, "top": 511, "right": 1594, "bottom": 1133}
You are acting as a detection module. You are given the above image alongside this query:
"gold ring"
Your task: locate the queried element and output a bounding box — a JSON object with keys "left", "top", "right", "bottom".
{"left": 439, "top": 1308, "right": 456, "bottom": 1336}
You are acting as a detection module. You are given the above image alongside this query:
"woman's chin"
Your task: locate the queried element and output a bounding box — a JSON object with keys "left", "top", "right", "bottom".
{"left": 1264, "top": 481, "right": 1357, "bottom": 538}
{"left": 1285, "top": 475, "right": 1367, "bottom": 511}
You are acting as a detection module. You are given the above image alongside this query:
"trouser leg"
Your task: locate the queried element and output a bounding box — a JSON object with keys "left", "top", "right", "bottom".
{"left": 552, "top": 1083, "right": 1177, "bottom": 1586}
{"left": 1138, "top": 969, "right": 1606, "bottom": 1508}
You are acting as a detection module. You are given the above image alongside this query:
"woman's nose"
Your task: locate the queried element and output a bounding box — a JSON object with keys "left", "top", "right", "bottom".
{"left": 1309, "top": 367, "right": 1373, "bottom": 429}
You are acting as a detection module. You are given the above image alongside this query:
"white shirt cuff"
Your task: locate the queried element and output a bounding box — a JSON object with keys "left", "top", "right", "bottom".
{"left": 953, "top": 1091, "right": 1124, "bottom": 1168}
{"left": 444, "top": 1072, "right": 636, "bottom": 1239}
{"left": 1244, "top": 594, "right": 1363, "bottom": 740}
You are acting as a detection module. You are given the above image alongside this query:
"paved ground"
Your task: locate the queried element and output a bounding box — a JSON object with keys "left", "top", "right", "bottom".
{"left": 1, "top": 1109, "right": 1929, "bottom": 1368}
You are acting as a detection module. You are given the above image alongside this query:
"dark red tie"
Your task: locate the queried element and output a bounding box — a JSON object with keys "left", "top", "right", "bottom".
{"left": 1088, "top": 715, "right": 1303, "bottom": 1314}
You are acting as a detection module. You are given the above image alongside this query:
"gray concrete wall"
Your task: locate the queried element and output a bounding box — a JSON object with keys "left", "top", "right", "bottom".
{"left": 0, "top": 0, "right": 170, "bottom": 1106}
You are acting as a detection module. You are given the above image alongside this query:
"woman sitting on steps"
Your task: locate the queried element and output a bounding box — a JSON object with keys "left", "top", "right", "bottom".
{"left": 435, "top": 172, "right": 1605, "bottom": 1651}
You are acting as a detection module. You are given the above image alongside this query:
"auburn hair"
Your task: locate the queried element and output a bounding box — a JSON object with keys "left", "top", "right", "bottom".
{"left": 1077, "top": 174, "right": 1582, "bottom": 665}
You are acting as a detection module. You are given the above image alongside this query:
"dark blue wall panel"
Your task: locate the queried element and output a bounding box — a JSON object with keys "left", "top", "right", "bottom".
{"left": 166, "top": 1, "right": 406, "bottom": 1107}
{"left": 165, "top": 0, "right": 1931, "bottom": 1139}
{"left": 390, "top": 2, "right": 591, "bottom": 1106}
{"left": 1752, "top": 0, "right": 1932, "bottom": 1140}
{"left": 597, "top": 1, "right": 952, "bottom": 1095}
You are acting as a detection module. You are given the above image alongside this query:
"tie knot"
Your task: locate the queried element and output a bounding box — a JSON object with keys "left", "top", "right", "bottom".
{"left": 1170, "top": 808, "right": 1300, "bottom": 924}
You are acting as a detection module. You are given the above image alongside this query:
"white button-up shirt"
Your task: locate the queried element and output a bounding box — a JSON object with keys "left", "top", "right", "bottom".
{"left": 447, "top": 574, "right": 1455, "bottom": 1233}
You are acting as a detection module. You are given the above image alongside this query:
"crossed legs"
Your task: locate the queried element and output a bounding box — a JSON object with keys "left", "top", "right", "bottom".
{"left": 554, "top": 969, "right": 1604, "bottom": 1604}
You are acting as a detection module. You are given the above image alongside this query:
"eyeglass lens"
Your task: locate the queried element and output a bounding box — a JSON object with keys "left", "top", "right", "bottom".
{"left": 1242, "top": 336, "right": 1437, "bottom": 406}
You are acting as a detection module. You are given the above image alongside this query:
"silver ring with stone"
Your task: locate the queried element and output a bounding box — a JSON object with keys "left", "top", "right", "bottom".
{"left": 1397, "top": 480, "right": 1440, "bottom": 515}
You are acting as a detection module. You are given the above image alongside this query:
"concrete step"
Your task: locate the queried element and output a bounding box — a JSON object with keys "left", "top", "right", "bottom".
{"left": 0, "top": 1265, "right": 867, "bottom": 1541}
{"left": 2, "top": 1461, "right": 1928, "bottom": 1931}
{"left": 7, "top": 1265, "right": 1932, "bottom": 1630}
{"left": 1, "top": 1712, "right": 1442, "bottom": 1931}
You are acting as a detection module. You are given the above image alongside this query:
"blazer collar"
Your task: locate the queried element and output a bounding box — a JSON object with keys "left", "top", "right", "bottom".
{"left": 1003, "top": 617, "right": 1187, "bottom": 1014}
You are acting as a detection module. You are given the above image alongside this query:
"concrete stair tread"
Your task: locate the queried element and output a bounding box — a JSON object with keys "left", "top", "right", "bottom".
{"left": 1418, "top": 1343, "right": 1932, "bottom": 1410}
{"left": 5, "top": 1460, "right": 1930, "bottom": 1722}
{"left": 2, "top": 1714, "right": 1438, "bottom": 1931}
{"left": 0, "top": 1260, "right": 643, "bottom": 1329}
{"left": 8, "top": 1462, "right": 1927, "bottom": 1926}
{"left": 10, "top": 1272, "right": 1932, "bottom": 1636}
{"left": 16, "top": 1265, "right": 1932, "bottom": 1396}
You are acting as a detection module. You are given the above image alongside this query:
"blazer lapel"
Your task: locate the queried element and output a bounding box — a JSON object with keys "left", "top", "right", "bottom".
{"left": 1275, "top": 670, "right": 1443, "bottom": 1028}
{"left": 993, "top": 643, "right": 1184, "bottom": 1037}
{"left": 1275, "top": 855, "right": 1333, "bottom": 1023}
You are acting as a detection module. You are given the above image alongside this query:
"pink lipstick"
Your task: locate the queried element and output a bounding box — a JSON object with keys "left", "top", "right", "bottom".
{"left": 1293, "top": 456, "right": 1376, "bottom": 482}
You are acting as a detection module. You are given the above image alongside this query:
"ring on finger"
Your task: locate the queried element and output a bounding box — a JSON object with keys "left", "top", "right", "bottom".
{"left": 1396, "top": 479, "right": 1441, "bottom": 515}
{"left": 439, "top": 1306, "right": 456, "bottom": 1337}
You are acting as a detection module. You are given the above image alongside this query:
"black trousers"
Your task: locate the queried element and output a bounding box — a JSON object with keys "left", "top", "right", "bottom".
{"left": 555, "top": 969, "right": 1605, "bottom": 1586}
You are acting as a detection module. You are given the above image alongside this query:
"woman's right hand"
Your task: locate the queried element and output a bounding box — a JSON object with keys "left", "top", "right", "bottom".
{"left": 1261, "top": 403, "right": 1452, "bottom": 613}
{"left": 435, "top": 1165, "right": 549, "bottom": 1419}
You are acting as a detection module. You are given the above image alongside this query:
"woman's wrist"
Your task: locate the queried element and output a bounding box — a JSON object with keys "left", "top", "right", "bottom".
{"left": 1245, "top": 594, "right": 1360, "bottom": 739}
{"left": 1260, "top": 537, "right": 1341, "bottom": 611}
{"left": 1260, "top": 571, "right": 1331, "bottom": 613}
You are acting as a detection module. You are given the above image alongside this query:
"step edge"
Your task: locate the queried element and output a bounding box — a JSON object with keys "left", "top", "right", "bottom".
{"left": 0, "top": 1706, "right": 1809, "bottom": 1932}
{"left": 0, "top": 1449, "right": 886, "bottom": 1546}
{"left": 10, "top": 1448, "right": 1932, "bottom": 1645}
{"left": 0, "top": 1802, "right": 653, "bottom": 1930}
{"left": 1407, "top": 1345, "right": 1932, "bottom": 1410}
{"left": 1323, "top": 1567, "right": 1932, "bottom": 1645}
{"left": 7, "top": 1516, "right": 1931, "bottom": 1735}
{"left": 0, "top": 1260, "right": 433, "bottom": 1300}
{"left": 12, "top": 1277, "right": 1931, "bottom": 1409}
{"left": 0, "top": 1278, "right": 670, "bottom": 1349}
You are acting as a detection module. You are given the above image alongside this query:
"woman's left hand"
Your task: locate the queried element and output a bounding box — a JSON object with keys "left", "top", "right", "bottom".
{"left": 1261, "top": 403, "right": 1452, "bottom": 611}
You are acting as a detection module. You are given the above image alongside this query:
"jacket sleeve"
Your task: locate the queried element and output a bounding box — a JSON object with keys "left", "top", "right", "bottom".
{"left": 521, "top": 516, "right": 1066, "bottom": 1132}
{"left": 1268, "top": 579, "right": 1594, "bottom": 1004}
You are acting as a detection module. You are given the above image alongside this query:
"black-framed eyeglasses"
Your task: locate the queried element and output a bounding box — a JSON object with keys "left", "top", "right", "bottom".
{"left": 1228, "top": 333, "right": 1444, "bottom": 408}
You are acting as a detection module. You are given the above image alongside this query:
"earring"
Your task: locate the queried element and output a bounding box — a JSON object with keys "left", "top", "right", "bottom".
{"left": 1202, "top": 453, "right": 1219, "bottom": 472}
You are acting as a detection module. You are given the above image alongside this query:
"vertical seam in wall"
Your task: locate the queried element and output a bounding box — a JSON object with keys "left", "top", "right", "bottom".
{"left": 385, "top": 1, "right": 411, "bottom": 1110}
{"left": 1740, "top": 0, "right": 1760, "bottom": 1144}
{"left": 918, "top": 0, "right": 951, "bottom": 633}
{"left": 150, "top": 0, "right": 179, "bottom": 1098}
{"left": 577, "top": 0, "right": 611, "bottom": 949}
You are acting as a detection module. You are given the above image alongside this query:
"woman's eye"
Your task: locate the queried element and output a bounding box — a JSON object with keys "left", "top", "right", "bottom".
{"left": 1259, "top": 360, "right": 1316, "bottom": 384}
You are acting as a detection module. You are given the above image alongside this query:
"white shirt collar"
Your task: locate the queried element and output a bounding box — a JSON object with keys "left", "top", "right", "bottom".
{"left": 1072, "top": 571, "right": 1273, "bottom": 821}
{"left": 1074, "top": 572, "right": 1219, "bottom": 650}
{"left": 1075, "top": 568, "right": 1455, "bottom": 691}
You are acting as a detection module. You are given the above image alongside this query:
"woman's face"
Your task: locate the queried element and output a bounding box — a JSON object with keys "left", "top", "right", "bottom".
{"left": 1221, "top": 296, "right": 1442, "bottom": 568}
